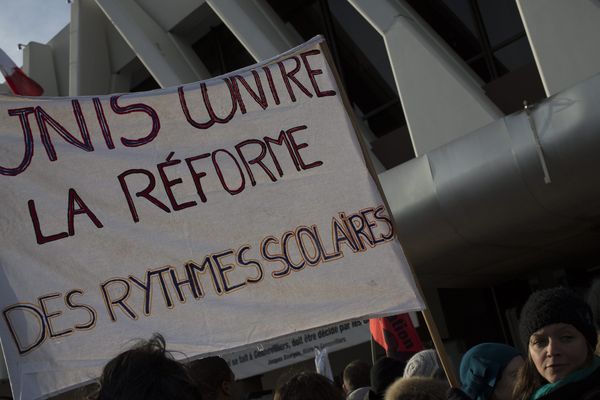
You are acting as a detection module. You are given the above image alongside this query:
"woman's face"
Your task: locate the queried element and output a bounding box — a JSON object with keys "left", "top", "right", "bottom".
{"left": 491, "top": 355, "right": 524, "bottom": 400}
{"left": 528, "top": 323, "right": 589, "bottom": 383}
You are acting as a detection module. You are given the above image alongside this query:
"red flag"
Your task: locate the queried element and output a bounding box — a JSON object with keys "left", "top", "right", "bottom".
{"left": 0, "top": 47, "right": 44, "bottom": 96}
{"left": 370, "top": 313, "right": 423, "bottom": 357}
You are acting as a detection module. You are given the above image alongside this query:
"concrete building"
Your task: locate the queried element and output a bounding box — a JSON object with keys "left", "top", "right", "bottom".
{"left": 2, "top": 0, "right": 600, "bottom": 398}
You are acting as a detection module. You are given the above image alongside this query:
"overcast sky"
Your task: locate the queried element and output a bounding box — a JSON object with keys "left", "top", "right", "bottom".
{"left": 0, "top": 0, "right": 70, "bottom": 83}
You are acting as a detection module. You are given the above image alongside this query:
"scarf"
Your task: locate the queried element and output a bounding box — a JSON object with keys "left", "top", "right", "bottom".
{"left": 531, "top": 356, "right": 600, "bottom": 400}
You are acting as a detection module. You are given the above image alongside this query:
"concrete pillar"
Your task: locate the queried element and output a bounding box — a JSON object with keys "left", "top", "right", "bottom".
{"left": 206, "top": 0, "right": 300, "bottom": 61}
{"left": 95, "top": 0, "right": 209, "bottom": 88}
{"left": 347, "top": 0, "right": 502, "bottom": 156}
{"left": 70, "top": 0, "right": 113, "bottom": 95}
{"left": 49, "top": 26, "right": 71, "bottom": 96}
{"left": 516, "top": 0, "right": 600, "bottom": 96}
{"left": 23, "top": 42, "right": 59, "bottom": 96}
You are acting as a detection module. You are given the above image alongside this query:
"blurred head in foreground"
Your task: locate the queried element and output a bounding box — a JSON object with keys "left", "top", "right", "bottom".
{"left": 274, "top": 371, "right": 344, "bottom": 400}
{"left": 189, "top": 356, "right": 235, "bottom": 400}
{"left": 96, "top": 333, "right": 200, "bottom": 400}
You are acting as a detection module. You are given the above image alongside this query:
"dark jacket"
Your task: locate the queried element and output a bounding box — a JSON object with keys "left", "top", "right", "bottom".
{"left": 446, "top": 388, "right": 471, "bottom": 400}
{"left": 532, "top": 363, "right": 600, "bottom": 400}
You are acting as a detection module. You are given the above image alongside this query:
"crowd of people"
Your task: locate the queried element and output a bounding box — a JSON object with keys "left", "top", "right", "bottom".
{"left": 87, "top": 284, "right": 600, "bottom": 400}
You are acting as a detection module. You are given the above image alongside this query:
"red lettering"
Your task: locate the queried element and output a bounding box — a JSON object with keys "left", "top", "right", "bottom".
{"left": 118, "top": 169, "right": 171, "bottom": 223}
{"left": 28, "top": 199, "right": 69, "bottom": 245}
{"left": 232, "top": 70, "right": 268, "bottom": 113}
{"left": 35, "top": 101, "right": 94, "bottom": 161}
{"left": 212, "top": 149, "right": 246, "bottom": 196}
{"left": 67, "top": 188, "right": 104, "bottom": 236}
{"left": 235, "top": 139, "right": 277, "bottom": 186}
{"left": 285, "top": 125, "right": 323, "bottom": 170}
{"left": 300, "top": 50, "right": 337, "bottom": 97}
{"left": 278, "top": 56, "right": 313, "bottom": 102}
{"left": 110, "top": 95, "right": 160, "bottom": 147}
{"left": 1, "top": 107, "right": 35, "bottom": 176}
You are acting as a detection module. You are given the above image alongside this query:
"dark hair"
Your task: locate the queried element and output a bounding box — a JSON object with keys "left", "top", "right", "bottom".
{"left": 274, "top": 371, "right": 344, "bottom": 400}
{"left": 96, "top": 334, "right": 200, "bottom": 400}
{"left": 343, "top": 360, "right": 371, "bottom": 392}
{"left": 512, "top": 353, "right": 545, "bottom": 400}
{"left": 189, "top": 356, "right": 234, "bottom": 400}
{"left": 588, "top": 279, "right": 600, "bottom": 331}
{"left": 370, "top": 357, "right": 406, "bottom": 399}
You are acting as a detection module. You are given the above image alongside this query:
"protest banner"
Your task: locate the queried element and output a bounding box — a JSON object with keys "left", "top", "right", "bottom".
{"left": 0, "top": 36, "right": 423, "bottom": 399}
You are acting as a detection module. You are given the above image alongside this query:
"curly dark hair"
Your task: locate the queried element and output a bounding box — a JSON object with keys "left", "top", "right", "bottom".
{"left": 188, "top": 356, "right": 234, "bottom": 400}
{"left": 96, "top": 333, "right": 201, "bottom": 400}
{"left": 274, "top": 371, "right": 344, "bottom": 400}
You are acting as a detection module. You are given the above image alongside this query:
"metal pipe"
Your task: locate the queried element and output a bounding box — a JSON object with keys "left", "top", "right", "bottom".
{"left": 380, "top": 73, "right": 600, "bottom": 275}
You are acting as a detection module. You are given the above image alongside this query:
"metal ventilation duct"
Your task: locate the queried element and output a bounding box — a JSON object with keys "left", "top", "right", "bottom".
{"left": 379, "top": 73, "right": 600, "bottom": 283}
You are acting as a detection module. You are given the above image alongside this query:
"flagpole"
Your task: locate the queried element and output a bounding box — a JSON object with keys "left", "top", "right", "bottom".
{"left": 320, "top": 39, "right": 459, "bottom": 388}
{"left": 370, "top": 336, "right": 377, "bottom": 365}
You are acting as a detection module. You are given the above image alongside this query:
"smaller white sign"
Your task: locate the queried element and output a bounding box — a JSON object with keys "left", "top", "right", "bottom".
{"left": 222, "top": 319, "right": 370, "bottom": 379}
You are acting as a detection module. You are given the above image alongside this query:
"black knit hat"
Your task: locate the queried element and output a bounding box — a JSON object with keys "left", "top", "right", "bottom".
{"left": 519, "top": 287, "right": 597, "bottom": 349}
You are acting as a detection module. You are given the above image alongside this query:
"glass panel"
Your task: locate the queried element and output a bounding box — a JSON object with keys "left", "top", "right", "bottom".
{"left": 406, "top": 0, "right": 482, "bottom": 61}
{"left": 327, "top": 0, "right": 397, "bottom": 94}
{"left": 494, "top": 37, "right": 535, "bottom": 73}
{"left": 441, "top": 0, "right": 478, "bottom": 36}
{"left": 267, "top": 0, "right": 324, "bottom": 40}
{"left": 192, "top": 24, "right": 254, "bottom": 77}
{"left": 477, "top": 0, "right": 525, "bottom": 47}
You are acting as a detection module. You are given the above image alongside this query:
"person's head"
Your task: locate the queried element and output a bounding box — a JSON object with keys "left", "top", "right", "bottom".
{"left": 369, "top": 357, "right": 406, "bottom": 400}
{"left": 588, "top": 279, "right": 600, "bottom": 353}
{"left": 189, "top": 356, "right": 235, "bottom": 400}
{"left": 343, "top": 359, "right": 371, "bottom": 394}
{"left": 459, "top": 343, "right": 523, "bottom": 400}
{"left": 384, "top": 376, "right": 448, "bottom": 400}
{"left": 403, "top": 349, "right": 444, "bottom": 379}
{"left": 514, "top": 287, "right": 597, "bottom": 400}
{"left": 96, "top": 333, "right": 200, "bottom": 400}
{"left": 273, "top": 371, "right": 344, "bottom": 400}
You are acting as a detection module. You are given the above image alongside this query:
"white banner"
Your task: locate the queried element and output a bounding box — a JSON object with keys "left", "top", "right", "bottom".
{"left": 222, "top": 318, "right": 370, "bottom": 380}
{"left": 0, "top": 37, "right": 422, "bottom": 399}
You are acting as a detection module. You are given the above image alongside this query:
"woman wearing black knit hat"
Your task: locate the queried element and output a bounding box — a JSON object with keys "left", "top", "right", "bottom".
{"left": 513, "top": 287, "right": 600, "bottom": 400}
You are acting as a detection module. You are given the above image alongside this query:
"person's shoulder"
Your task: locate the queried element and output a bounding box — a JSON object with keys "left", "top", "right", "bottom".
{"left": 580, "top": 364, "right": 600, "bottom": 400}
{"left": 579, "top": 360, "right": 600, "bottom": 395}
{"left": 539, "top": 361, "right": 600, "bottom": 400}
{"left": 445, "top": 387, "right": 471, "bottom": 400}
